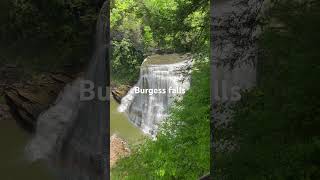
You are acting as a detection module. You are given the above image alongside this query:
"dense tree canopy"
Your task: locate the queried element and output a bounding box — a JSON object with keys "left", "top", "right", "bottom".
{"left": 0, "top": 0, "right": 102, "bottom": 69}
{"left": 214, "top": 1, "right": 320, "bottom": 179}
{"left": 110, "top": 0, "right": 209, "bottom": 84}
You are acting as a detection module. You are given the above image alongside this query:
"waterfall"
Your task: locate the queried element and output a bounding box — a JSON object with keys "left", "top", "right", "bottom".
{"left": 118, "top": 57, "right": 192, "bottom": 136}
{"left": 25, "top": 1, "right": 109, "bottom": 180}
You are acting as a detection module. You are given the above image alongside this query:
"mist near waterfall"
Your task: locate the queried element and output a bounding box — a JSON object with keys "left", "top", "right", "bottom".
{"left": 25, "top": 1, "right": 109, "bottom": 179}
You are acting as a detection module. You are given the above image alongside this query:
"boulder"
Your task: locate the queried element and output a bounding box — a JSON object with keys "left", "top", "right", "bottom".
{"left": 111, "top": 85, "right": 131, "bottom": 103}
{"left": 4, "top": 73, "right": 74, "bottom": 132}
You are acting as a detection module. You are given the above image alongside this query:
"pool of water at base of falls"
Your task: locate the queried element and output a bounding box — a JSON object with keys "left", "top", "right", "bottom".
{"left": 0, "top": 119, "right": 54, "bottom": 180}
{"left": 110, "top": 97, "right": 144, "bottom": 144}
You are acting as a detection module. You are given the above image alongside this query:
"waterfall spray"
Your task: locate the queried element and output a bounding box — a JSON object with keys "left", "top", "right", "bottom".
{"left": 26, "top": 1, "right": 109, "bottom": 180}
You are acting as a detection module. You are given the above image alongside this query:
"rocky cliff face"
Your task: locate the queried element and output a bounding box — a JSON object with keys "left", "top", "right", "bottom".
{"left": 25, "top": 1, "right": 109, "bottom": 179}
{"left": 111, "top": 85, "right": 132, "bottom": 103}
{"left": 4, "top": 73, "right": 75, "bottom": 132}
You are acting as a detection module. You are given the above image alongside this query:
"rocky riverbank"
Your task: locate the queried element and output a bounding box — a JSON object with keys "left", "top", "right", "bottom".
{"left": 4, "top": 72, "right": 75, "bottom": 132}
{"left": 110, "top": 134, "right": 130, "bottom": 167}
{"left": 0, "top": 63, "right": 134, "bottom": 169}
{"left": 111, "top": 84, "right": 132, "bottom": 103}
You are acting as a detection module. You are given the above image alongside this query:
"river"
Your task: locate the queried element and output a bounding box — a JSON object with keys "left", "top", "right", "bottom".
{"left": 0, "top": 119, "right": 54, "bottom": 179}
{"left": 0, "top": 54, "right": 190, "bottom": 179}
{"left": 110, "top": 97, "right": 143, "bottom": 144}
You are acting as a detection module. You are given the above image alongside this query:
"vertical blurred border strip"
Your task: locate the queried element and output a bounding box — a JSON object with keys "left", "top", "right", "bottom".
{"left": 97, "top": 0, "right": 111, "bottom": 177}
{"left": 210, "top": 0, "right": 214, "bottom": 179}
{"left": 210, "top": 0, "right": 264, "bottom": 179}
{"left": 97, "top": 0, "right": 111, "bottom": 179}
{"left": 105, "top": 0, "right": 111, "bottom": 179}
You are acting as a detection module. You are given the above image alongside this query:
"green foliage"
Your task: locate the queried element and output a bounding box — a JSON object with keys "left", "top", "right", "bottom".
{"left": 111, "top": 39, "right": 144, "bottom": 84}
{"left": 112, "top": 57, "right": 210, "bottom": 179}
{"left": 111, "top": 0, "right": 143, "bottom": 45}
{"left": 111, "top": 0, "right": 144, "bottom": 84}
{"left": 110, "top": 0, "right": 209, "bottom": 84}
{"left": 142, "top": 0, "right": 209, "bottom": 52}
{"left": 214, "top": 1, "right": 320, "bottom": 179}
{"left": 0, "top": 0, "right": 100, "bottom": 69}
{"left": 143, "top": 25, "right": 156, "bottom": 49}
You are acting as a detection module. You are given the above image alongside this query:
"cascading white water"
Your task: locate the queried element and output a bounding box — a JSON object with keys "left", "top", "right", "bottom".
{"left": 118, "top": 57, "right": 192, "bottom": 136}
{"left": 26, "top": 1, "right": 108, "bottom": 180}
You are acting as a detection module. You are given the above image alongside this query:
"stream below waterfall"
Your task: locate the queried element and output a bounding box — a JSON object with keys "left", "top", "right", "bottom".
{"left": 0, "top": 120, "right": 54, "bottom": 179}
{"left": 110, "top": 97, "right": 143, "bottom": 143}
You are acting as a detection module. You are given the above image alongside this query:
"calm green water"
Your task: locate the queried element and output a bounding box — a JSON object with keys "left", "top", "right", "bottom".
{"left": 110, "top": 97, "right": 143, "bottom": 144}
{"left": 0, "top": 97, "right": 142, "bottom": 180}
{"left": 142, "top": 53, "right": 188, "bottom": 66}
{"left": 0, "top": 120, "right": 54, "bottom": 180}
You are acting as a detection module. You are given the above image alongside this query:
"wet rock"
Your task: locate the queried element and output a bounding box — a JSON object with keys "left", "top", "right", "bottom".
{"left": 111, "top": 85, "right": 131, "bottom": 103}
{"left": 4, "top": 73, "right": 74, "bottom": 132}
